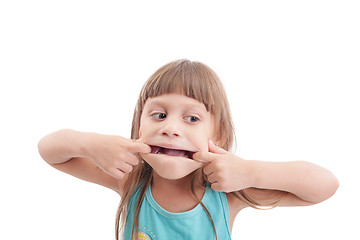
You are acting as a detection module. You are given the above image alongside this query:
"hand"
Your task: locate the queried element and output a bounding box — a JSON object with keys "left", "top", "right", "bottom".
{"left": 85, "top": 133, "right": 151, "bottom": 180}
{"left": 192, "top": 140, "right": 252, "bottom": 192}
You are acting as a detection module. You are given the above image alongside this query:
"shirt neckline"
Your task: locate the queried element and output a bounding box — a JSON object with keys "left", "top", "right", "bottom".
{"left": 145, "top": 183, "right": 211, "bottom": 219}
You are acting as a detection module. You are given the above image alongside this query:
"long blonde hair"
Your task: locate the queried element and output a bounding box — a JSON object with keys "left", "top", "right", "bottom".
{"left": 115, "top": 59, "right": 284, "bottom": 240}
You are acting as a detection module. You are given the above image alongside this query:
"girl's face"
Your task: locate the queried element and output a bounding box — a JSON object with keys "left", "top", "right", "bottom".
{"left": 139, "top": 93, "right": 214, "bottom": 180}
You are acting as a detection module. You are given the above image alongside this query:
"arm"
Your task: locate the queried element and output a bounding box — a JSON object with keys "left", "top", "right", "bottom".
{"left": 38, "top": 129, "right": 151, "bottom": 195}
{"left": 248, "top": 160, "right": 339, "bottom": 204}
{"left": 193, "top": 140, "right": 339, "bottom": 207}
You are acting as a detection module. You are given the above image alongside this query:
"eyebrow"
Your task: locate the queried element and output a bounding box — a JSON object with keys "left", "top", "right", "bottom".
{"left": 147, "top": 99, "right": 207, "bottom": 112}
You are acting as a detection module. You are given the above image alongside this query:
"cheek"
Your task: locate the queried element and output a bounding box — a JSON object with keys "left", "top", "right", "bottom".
{"left": 138, "top": 119, "right": 153, "bottom": 139}
{"left": 139, "top": 128, "right": 154, "bottom": 142}
{"left": 138, "top": 125, "right": 144, "bottom": 138}
{"left": 194, "top": 126, "right": 213, "bottom": 150}
{"left": 196, "top": 138, "right": 209, "bottom": 152}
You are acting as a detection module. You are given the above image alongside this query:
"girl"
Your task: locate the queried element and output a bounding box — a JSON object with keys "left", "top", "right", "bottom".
{"left": 38, "top": 59, "right": 339, "bottom": 240}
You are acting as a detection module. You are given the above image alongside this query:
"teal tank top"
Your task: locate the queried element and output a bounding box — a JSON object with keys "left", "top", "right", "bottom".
{"left": 123, "top": 183, "right": 232, "bottom": 240}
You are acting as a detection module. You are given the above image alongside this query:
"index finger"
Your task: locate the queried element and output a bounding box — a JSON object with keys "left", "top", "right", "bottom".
{"left": 192, "top": 151, "right": 217, "bottom": 163}
{"left": 127, "top": 139, "right": 151, "bottom": 153}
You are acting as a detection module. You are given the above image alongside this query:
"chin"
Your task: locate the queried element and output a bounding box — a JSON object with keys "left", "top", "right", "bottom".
{"left": 140, "top": 153, "right": 202, "bottom": 180}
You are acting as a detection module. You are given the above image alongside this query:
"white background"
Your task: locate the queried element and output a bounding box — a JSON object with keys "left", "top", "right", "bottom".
{"left": 1, "top": 0, "right": 359, "bottom": 239}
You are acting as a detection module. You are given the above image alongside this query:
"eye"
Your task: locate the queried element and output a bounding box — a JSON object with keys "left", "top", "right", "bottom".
{"left": 152, "top": 112, "right": 167, "bottom": 120}
{"left": 185, "top": 116, "right": 200, "bottom": 123}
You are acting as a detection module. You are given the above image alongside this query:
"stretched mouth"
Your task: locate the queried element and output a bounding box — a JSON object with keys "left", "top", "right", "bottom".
{"left": 149, "top": 145, "right": 196, "bottom": 160}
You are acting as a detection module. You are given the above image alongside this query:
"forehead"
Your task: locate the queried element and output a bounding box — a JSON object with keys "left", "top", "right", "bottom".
{"left": 144, "top": 93, "right": 208, "bottom": 111}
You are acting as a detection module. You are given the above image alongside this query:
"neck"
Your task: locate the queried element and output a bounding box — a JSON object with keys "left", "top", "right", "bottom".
{"left": 151, "top": 171, "right": 193, "bottom": 193}
{"left": 150, "top": 170, "right": 206, "bottom": 213}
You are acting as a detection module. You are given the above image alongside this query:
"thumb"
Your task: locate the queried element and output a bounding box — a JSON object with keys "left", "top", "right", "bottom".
{"left": 208, "top": 140, "right": 227, "bottom": 154}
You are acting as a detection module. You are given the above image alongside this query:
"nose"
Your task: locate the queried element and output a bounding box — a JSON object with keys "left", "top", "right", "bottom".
{"left": 160, "top": 118, "right": 181, "bottom": 137}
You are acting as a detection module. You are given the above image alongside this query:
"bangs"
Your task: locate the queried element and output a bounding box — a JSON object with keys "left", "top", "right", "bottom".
{"left": 139, "top": 60, "right": 218, "bottom": 112}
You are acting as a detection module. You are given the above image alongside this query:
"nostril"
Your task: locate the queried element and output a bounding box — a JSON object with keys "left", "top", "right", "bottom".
{"left": 161, "top": 132, "right": 179, "bottom": 137}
